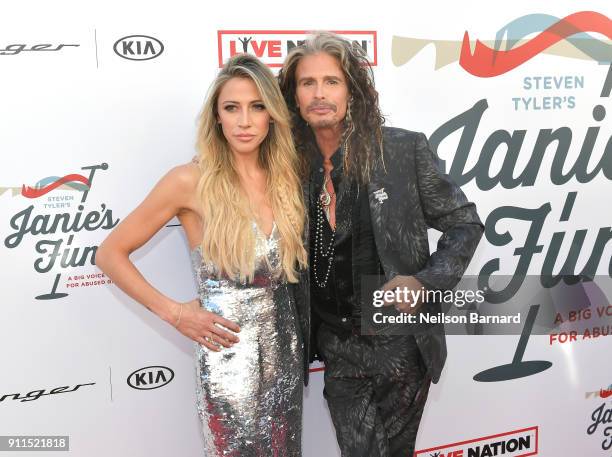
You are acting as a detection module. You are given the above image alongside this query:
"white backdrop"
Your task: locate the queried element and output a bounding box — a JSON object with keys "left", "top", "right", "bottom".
{"left": 1, "top": 1, "right": 611, "bottom": 456}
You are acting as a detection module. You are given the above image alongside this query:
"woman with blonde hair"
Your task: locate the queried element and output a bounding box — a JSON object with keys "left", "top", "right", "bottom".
{"left": 96, "top": 53, "right": 308, "bottom": 455}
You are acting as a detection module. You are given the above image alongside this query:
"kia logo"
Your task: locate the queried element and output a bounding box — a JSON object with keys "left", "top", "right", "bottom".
{"left": 127, "top": 366, "right": 174, "bottom": 390}
{"left": 113, "top": 35, "right": 163, "bottom": 61}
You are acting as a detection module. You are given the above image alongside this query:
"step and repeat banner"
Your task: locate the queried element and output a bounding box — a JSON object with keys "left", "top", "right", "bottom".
{"left": 0, "top": 1, "right": 610, "bottom": 456}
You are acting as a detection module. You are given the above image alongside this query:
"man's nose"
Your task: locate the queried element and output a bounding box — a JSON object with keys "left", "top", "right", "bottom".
{"left": 314, "top": 82, "right": 325, "bottom": 99}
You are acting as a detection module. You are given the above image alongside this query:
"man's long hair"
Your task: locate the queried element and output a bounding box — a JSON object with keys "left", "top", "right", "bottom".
{"left": 195, "top": 53, "right": 307, "bottom": 283}
{"left": 278, "top": 31, "right": 385, "bottom": 183}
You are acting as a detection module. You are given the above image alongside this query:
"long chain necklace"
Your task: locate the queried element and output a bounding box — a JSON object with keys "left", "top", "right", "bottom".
{"left": 313, "top": 174, "right": 336, "bottom": 288}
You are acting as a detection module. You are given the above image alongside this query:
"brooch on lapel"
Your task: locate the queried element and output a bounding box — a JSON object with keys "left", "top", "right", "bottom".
{"left": 373, "top": 188, "right": 388, "bottom": 204}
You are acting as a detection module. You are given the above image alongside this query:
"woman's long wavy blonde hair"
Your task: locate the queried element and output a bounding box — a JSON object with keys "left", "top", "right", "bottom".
{"left": 195, "top": 53, "right": 307, "bottom": 283}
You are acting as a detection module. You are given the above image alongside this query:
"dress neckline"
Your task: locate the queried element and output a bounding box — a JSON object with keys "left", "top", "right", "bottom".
{"left": 255, "top": 220, "right": 277, "bottom": 242}
{"left": 190, "top": 220, "right": 277, "bottom": 253}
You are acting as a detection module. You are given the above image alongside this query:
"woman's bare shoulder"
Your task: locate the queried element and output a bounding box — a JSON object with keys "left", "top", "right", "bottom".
{"left": 165, "top": 159, "right": 201, "bottom": 192}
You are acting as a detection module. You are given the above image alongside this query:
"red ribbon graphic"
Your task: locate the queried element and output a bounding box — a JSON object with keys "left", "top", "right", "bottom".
{"left": 21, "top": 174, "right": 90, "bottom": 198}
{"left": 460, "top": 11, "right": 612, "bottom": 77}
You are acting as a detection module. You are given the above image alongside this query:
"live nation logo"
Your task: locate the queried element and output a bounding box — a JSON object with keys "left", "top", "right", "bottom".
{"left": 217, "top": 30, "right": 377, "bottom": 67}
{"left": 415, "top": 426, "right": 538, "bottom": 457}
{"left": 2, "top": 163, "right": 119, "bottom": 300}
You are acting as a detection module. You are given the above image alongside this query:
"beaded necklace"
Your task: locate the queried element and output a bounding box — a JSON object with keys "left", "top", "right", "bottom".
{"left": 313, "top": 173, "right": 336, "bottom": 288}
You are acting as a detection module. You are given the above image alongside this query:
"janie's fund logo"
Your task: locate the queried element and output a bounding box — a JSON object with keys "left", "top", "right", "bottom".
{"left": 3, "top": 163, "right": 119, "bottom": 300}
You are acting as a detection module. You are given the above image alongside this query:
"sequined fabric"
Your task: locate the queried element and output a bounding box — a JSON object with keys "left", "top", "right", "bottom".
{"left": 191, "top": 222, "right": 303, "bottom": 456}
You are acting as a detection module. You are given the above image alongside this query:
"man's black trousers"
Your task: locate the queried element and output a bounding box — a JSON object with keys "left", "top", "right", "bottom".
{"left": 317, "top": 323, "right": 431, "bottom": 457}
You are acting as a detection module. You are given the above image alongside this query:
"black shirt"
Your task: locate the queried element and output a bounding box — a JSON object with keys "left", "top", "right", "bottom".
{"left": 309, "top": 146, "right": 383, "bottom": 336}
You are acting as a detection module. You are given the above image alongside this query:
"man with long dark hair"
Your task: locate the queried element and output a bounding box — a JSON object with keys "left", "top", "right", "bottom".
{"left": 279, "top": 31, "right": 484, "bottom": 456}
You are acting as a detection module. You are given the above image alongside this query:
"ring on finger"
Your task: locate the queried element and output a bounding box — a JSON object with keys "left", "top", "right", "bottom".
{"left": 206, "top": 335, "right": 223, "bottom": 348}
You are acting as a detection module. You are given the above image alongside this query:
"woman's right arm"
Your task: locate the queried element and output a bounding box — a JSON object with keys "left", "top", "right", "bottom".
{"left": 95, "top": 164, "right": 240, "bottom": 351}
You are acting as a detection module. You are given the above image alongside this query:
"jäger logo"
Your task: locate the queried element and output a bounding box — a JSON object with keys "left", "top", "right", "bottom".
{"left": 0, "top": 43, "right": 79, "bottom": 56}
{"left": 0, "top": 382, "right": 96, "bottom": 403}
{"left": 416, "top": 426, "right": 538, "bottom": 457}
{"left": 392, "top": 11, "right": 612, "bottom": 77}
{"left": 218, "top": 30, "right": 377, "bottom": 67}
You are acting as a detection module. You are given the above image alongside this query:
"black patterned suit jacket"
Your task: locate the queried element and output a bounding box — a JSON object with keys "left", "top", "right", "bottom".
{"left": 290, "top": 127, "right": 484, "bottom": 386}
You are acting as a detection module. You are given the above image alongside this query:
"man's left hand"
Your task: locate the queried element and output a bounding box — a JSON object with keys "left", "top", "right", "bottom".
{"left": 380, "top": 275, "right": 425, "bottom": 313}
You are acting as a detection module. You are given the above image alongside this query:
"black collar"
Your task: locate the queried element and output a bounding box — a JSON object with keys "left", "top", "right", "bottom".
{"left": 311, "top": 143, "right": 344, "bottom": 177}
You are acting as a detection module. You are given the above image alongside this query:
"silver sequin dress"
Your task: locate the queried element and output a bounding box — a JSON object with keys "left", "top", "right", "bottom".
{"left": 190, "top": 222, "right": 303, "bottom": 456}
